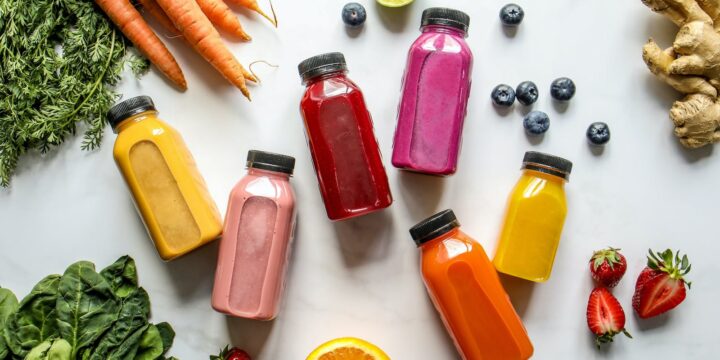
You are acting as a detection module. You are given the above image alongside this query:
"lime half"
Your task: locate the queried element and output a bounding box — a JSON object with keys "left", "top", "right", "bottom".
{"left": 377, "top": 0, "right": 414, "bottom": 7}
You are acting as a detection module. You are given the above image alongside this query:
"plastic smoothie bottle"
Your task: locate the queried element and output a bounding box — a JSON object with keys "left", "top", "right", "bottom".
{"left": 493, "top": 151, "right": 573, "bottom": 282}
{"left": 392, "top": 8, "right": 473, "bottom": 176}
{"left": 212, "top": 150, "right": 297, "bottom": 320}
{"left": 109, "top": 96, "right": 223, "bottom": 261}
{"left": 411, "top": 210, "right": 534, "bottom": 360}
{"left": 298, "top": 52, "right": 393, "bottom": 221}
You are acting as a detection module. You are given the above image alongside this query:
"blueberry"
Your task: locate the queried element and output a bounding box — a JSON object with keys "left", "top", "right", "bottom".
{"left": 551, "top": 77, "right": 576, "bottom": 101}
{"left": 500, "top": 4, "right": 524, "bottom": 26}
{"left": 587, "top": 122, "right": 610, "bottom": 145}
{"left": 516, "top": 81, "right": 539, "bottom": 106}
{"left": 342, "top": 3, "right": 367, "bottom": 27}
{"left": 523, "top": 111, "right": 550, "bottom": 135}
{"left": 491, "top": 84, "right": 516, "bottom": 107}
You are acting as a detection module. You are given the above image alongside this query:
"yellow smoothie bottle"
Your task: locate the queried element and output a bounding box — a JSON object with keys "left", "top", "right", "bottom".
{"left": 109, "top": 96, "right": 222, "bottom": 261}
{"left": 493, "top": 151, "right": 573, "bottom": 282}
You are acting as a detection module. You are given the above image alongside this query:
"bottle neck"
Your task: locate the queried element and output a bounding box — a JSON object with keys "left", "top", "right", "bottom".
{"left": 113, "top": 110, "right": 158, "bottom": 134}
{"left": 303, "top": 70, "right": 348, "bottom": 86}
{"left": 247, "top": 167, "right": 291, "bottom": 180}
{"left": 522, "top": 168, "right": 567, "bottom": 184}
{"left": 418, "top": 227, "right": 460, "bottom": 249}
{"left": 421, "top": 24, "right": 467, "bottom": 37}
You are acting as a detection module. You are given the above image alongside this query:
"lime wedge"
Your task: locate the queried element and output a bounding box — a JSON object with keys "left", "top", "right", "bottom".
{"left": 376, "top": 0, "right": 414, "bottom": 7}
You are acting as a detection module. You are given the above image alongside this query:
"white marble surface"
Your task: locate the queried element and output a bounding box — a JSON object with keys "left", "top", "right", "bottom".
{"left": 1, "top": 0, "right": 719, "bottom": 358}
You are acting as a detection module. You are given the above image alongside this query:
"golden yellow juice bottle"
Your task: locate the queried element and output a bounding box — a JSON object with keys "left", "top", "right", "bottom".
{"left": 109, "top": 96, "right": 222, "bottom": 261}
{"left": 493, "top": 151, "right": 572, "bottom": 282}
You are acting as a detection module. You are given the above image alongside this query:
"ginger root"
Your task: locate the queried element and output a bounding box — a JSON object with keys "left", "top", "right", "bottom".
{"left": 643, "top": 0, "right": 720, "bottom": 148}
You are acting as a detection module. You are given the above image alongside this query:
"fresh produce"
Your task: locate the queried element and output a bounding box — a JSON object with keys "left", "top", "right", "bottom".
{"left": 211, "top": 346, "right": 251, "bottom": 360}
{"left": 376, "top": 0, "right": 414, "bottom": 8}
{"left": 491, "top": 84, "right": 516, "bottom": 107}
{"left": 342, "top": 3, "right": 367, "bottom": 28}
{"left": 586, "top": 287, "right": 632, "bottom": 348}
{"left": 587, "top": 122, "right": 611, "bottom": 145}
{"left": 500, "top": 4, "right": 524, "bottom": 26}
{"left": 196, "top": 0, "right": 252, "bottom": 40}
{"left": 95, "top": 0, "right": 187, "bottom": 89}
{"left": 306, "top": 338, "right": 390, "bottom": 360}
{"left": 516, "top": 81, "right": 539, "bottom": 105}
{"left": 550, "top": 77, "right": 576, "bottom": 101}
{"left": 523, "top": 111, "right": 550, "bottom": 135}
{"left": 139, "top": 0, "right": 181, "bottom": 35}
{"left": 0, "top": 256, "right": 177, "bottom": 359}
{"left": 590, "top": 247, "right": 627, "bottom": 287}
{"left": 642, "top": 0, "right": 720, "bottom": 148}
{"left": 153, "top": 0, "right": 256, "bottom": 99}
{"left": 0, "top": 0, "right": 149, "bottom": 187}
{"left": 226, "top": 0, "right": 277, "bottom": 26}
{"left": 633, "top": 249, "right": 692, "bottom": 319}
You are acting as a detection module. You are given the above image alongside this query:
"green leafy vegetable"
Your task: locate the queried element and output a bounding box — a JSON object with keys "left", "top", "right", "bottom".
{"left": 0, "top": 256, "right": 176, "bottom": 359}
{"left": 0, "top": 287, "right": 19, "bottom": 359}
{"left": 101, "top": 255, "right": 139, "bottom": 299}
{"left": 3, "top": 275, "right": 61, "bottom": 357}
{"left": 56, "top": 261, "right": 121, "bottom": 357}
{"left": 0, "top": 0, "right": 148, "bottom": 187}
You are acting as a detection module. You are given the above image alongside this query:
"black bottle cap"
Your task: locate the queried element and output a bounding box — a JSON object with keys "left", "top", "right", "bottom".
{"left": 522, "top": 151, "right": 573, "bottom": 179}
{"left": 409, "top": 209, "right": 460, "bottom": 246}
{"left": 421, "top": 8, "right": 470, "bottom": 33}
{"left": 298, "top": 52, "right": 347, "bottom": 83}
{"left": 107, "top": 96, "right": 156, "bottom": 129}
{"left": 247, "top": 150, "right": 296, "bottom": 175}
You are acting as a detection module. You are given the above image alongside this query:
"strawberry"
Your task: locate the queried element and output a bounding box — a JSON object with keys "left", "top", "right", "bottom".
{"left": 633, "top": 249, "right": 692, "bottom": 319}
{"left": 589, "top": 247, "right": 627, "bottom": 288}
{"left": 586, "top": 287, "right": 632, "bottom": 348}
{"left": 210, "top": 346, "right": 251, "bottom": 360}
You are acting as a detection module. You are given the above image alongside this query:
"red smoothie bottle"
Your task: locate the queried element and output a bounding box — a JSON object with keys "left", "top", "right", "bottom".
{"left": 298, "top": 52, "right": 393, "bottom": 221}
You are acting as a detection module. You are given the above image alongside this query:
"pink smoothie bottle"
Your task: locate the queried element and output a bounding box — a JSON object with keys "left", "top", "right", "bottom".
{"left": 212, "top": 150, "right": 297, "bottom": 320}
{"left": 391, "top": 8, "right": 473, "bottom": 176}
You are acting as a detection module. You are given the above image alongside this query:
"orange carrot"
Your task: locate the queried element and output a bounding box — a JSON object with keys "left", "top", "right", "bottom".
{"left": 155, "top": 0, "right": 256, "bottom": 98}
{"left": 137, "top": 0, "right": 180, "bottom": 36}
{"left": 196, "top": 0, "right": 252, "bottom": 41}
{"left": 228, "top": 0, "right": 277, "bottom": 26}
{"left": 95, "top": 0, "right": 187, "bottom": 90}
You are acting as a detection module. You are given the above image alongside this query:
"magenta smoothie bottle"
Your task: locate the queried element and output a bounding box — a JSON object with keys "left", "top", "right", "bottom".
{"left": 212, "top": 150, "right": 297, "bottom": 320}
{"left": 392, "top": 8, "right": 473, "bottom": 176}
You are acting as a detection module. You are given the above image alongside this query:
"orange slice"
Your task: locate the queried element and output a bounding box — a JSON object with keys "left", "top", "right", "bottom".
{"left": 306, "top": 337, "right": 390, "bottom": 360}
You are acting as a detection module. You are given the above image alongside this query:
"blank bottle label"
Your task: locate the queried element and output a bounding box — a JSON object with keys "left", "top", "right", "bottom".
{"left": 130, "top": 141, "right": 200, "bottom": 252}
{"left": 229, "top": 197, "right": 278, "bottom": 313}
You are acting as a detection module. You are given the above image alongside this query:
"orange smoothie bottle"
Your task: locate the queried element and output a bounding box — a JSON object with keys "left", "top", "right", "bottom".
{"left": 411, "top": 210, "right": 533, "bottom": 360}
{"left": 493, "top": 151, "right": 572, "bottom": 282}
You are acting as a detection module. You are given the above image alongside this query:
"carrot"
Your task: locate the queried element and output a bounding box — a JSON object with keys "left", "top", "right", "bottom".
{"left": 227, "top": 0, "right": 277, "bottom": 27}
{"left": 137, "top": 0, "right": 180, "bottom": 36}
{"left": 196, "top": 0, "right": 252, "bottom": 41}
{"left": 155, "top": 0, "right": 256, "bottom": 98}
{"left": 95, "top": 0, "right": 187, "bottom": 90}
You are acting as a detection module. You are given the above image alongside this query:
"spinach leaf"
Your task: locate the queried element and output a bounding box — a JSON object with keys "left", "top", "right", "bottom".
{"left": 101, "top": 256, "right": 139, "bottom": 299}
{"left": 56, "top": 261, "right": 120, "bottom": 358}
{"left": 107, "top": 324, "right": 149, "bottom": 360}
{"left": 0, "top": 287, "right": 19, "bottom": 359}
{"left": 26, "top": 338, "right": 71, "bottom": 360}
{"left": 88, "top": 288, "right": 150, "bottom": 360}
{"left": 134, "top": 324, "right": 163, "bottom": 360}
{"left": 3, "top": 275, "right": 60, "bottom": 357}
{"left": 155, "top": 322, "right": 175, "bottom": 356}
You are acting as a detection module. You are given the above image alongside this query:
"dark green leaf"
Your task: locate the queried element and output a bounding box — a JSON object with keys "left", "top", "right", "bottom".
{"left": 100, "top": 256, "right": 139, "bottom": 299}
{"left": 107, "top": 324, "right": 149, "bottom": 360}
{"left": 134, "top": 324, "right": 164, "bottom": 360}
{"left": 56, "top": 261, "right": 120, "bottom": 358}
{"left": 3, "top": 275, "right": 60, "bottom": 357}
{"left": 155, "top": 322, "right": 175, "bottom": 356}
{"left": 88, "top": 288, "right": 150, "bottom": 360}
